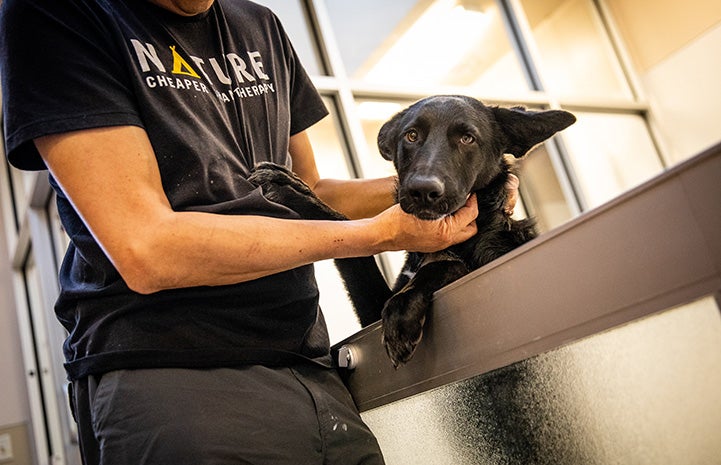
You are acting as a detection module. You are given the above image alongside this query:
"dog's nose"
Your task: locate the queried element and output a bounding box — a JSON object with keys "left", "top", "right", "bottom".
{"left": 406, "top": 175, "right": 445, "bottom": 205}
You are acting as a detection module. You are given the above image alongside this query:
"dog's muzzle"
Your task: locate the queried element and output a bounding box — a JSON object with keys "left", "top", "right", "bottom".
{"left": 400, "top": 174, "right": 460, "bottom": 220}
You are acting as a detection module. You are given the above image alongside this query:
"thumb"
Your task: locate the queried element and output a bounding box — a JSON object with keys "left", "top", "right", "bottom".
{"left": 453, "top": 194, "right": 478, "bottom": 226}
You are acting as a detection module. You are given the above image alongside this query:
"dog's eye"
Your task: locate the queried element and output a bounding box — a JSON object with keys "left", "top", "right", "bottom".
{"left": 405, "top": 129, "right": 419, "bottom": 143}
{"left": 460, "top": 134, "right": 475, "bottom": 145}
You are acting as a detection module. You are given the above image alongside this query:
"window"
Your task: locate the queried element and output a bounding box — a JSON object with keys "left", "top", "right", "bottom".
{"left": 327, "top": 0, "right": 529, "bottom": 94}
{"left": 240, "top": 0, "right": 668, "bottom": 339}
{"left": 562, "top": 111, "right": 662, "bottom": 208}
{"left": 324, "top": 0, "right": 663, "bottom": 219}
{"left": 520, "top": 0, "right": 633, "bottom": 100}
{"left": 253, "top": 0, "right": 326, "bottom": 75}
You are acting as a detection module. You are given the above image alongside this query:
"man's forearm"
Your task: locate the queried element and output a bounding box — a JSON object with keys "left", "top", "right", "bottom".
{"left": 287, "top": 131, "right": 397, "bottom": 220}
{"left": 117, "top": 195, "right": 479, "bottom": 295}
{"left": 313, "top": 176, "right": 397, "bottom": 220}
{"left": 121, "top": 210, "right": 389, "bottom": 294}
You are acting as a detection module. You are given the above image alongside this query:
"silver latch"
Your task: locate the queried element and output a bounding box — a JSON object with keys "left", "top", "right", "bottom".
{"left": 337, "top": 345, "right": 358, "bottom": 369}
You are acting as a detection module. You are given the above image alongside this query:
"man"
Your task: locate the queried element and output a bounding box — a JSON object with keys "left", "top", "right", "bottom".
{"left": 1, "top": 0, "right": 491, "bottom": 463}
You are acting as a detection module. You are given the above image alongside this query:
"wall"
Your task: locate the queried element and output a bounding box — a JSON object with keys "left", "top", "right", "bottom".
{"left": 0, "top": 425, "right": 33, "bottom": 465}
{"left": 606, "top": 0, "right": 721, "bottom": 163}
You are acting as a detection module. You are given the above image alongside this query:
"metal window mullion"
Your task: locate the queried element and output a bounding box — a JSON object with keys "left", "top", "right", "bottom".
{"left": 591, "top": 0, "right": 647, "bottom": 103}
{"left": 500, "top": 0, "right": 551, "bottom": 95}
{"left": 1, "top": 156, "right": 21, "bottom": 234}
{"left": 11, "top": 214, "right": 31, "bottom": 269}
{"left": 27, "top": 209, "right": 68, "bottom": 465}
{"left": 556, "top": 98, "right": 647, "bottom": 113}
{"left": 347, "top": 81, "right": 551, "bottom": 108}
{"left": 12, "top": 268, "right": 53, "bottom": 465}
{"left": 306, "top": 0, "right": 372, "bottom": 180}
{"left": 594, "top": 0, "right": 672, "bottom": 168}
{"left": 544, "top": 138, "right": 585, "bottom": 216}
{"left": 501, "top": 0, "right": 587, "bottom": 214}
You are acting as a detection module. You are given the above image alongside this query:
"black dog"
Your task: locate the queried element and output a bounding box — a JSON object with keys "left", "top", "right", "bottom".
{"left": 249, "top": 95, "right": 575, "bottom": 367}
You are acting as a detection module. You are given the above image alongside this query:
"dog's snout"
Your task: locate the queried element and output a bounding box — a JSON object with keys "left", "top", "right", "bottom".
{"left": 406, "top": 175, "right": 445, "bottom": 205}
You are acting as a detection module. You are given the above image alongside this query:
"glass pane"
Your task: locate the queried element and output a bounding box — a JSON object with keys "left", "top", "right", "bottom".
{"left": 519, "top": 145, "right": 574, "bottom": 231}
{"left": 306, "top": 97, "right": 353, "bottom": 179}
{"left": 326, "top": 0, "right": 529, "bottom": 93}
{"left": 253, "top": 0, "right": 325, "bottom": 76}
{"left": 561, "top": 111, "right": 663, "bottom": 208}
{"left": 362, "top": 296, "right": 721, "bottom": 465}
{"left": 521, "top": 0, "right": 632, "bottom": 100}
{"left": 6, "top": 165, "right": 37, "bottom": 225}
{"left": 354, "top": 99, "right": 410, "bottom": 179}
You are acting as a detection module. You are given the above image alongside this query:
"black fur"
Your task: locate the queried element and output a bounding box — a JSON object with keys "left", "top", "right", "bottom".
{"left": 249, "top": 95, "right": 575, "bottom": 367}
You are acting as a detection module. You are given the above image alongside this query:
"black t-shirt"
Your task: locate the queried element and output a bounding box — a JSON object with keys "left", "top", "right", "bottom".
{"left": 0, "top": 0, "right": 331, "bottom": 379}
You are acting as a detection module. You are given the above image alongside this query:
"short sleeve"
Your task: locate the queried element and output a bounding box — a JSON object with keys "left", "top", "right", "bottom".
{"left": 0, "top": 0, "right": 142, "bottom": 170}
{"left": 264, "top": 12, "right": 328, "bottom": 135}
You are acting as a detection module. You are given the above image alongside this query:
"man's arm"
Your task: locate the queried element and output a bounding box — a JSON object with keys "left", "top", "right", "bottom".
{"left": 36, "top": 125, "right": 478, "bottom": 294}
{"left": 288, "top": 131, "right": 396, "bottom": 219}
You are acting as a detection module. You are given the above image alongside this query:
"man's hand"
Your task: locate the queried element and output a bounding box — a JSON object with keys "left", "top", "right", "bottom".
{"left": 375, "top": 194, "right": 478, "bottom": 253}
{"left": 504, "top": 173, "right": 520, "bottom": 215}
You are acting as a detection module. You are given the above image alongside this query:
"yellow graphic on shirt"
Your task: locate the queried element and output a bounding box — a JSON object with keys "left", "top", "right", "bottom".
{"left": 170, "top": 46, "right": 201, "bottom": 78}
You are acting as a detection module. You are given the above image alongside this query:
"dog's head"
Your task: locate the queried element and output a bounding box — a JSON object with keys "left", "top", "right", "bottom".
{"left": 378, "top": 95, "right": 576, "bottom": 220}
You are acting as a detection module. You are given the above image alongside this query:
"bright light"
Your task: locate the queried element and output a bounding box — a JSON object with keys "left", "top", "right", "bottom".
{"left": 363, "top": 0, "right": 490, "bottom": 86}
{"left": 357, "top": 101, "right": 404, "bottom": 121}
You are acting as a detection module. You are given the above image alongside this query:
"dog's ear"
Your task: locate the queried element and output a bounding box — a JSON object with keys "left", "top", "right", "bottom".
{"left": 493, "top": 106, "right": 576, "bottom": 157}
{"left": 377, "top": 109, "right": 408, "bottom": 161}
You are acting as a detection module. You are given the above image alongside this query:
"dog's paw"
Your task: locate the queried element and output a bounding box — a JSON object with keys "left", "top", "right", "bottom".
{"left": 249, "top": 163, "right": 346, "bottom": 221}
{"left": 248, "top": 162, "right": 314, "bottom": 196}
{"left": 381, "top": 288, "right": 431, "bottom": 367}
{"left": 248, "top": 162, "right": 313, "bottom": 207}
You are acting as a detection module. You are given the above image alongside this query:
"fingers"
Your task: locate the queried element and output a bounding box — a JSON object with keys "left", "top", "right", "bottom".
{"left": 450, "top": 193, "right": 478, "bottom": 240}
{"left": 456, "top": 193, "right": 478, "bottom": 225}
{"left": 504, "top": 173, "right": 519, "bottom": 215}
{"left": 404, "top": 195, "right": 478, "bottom": 252}
{"left": 375, "top": 194, "right": 480, "bottom": 253}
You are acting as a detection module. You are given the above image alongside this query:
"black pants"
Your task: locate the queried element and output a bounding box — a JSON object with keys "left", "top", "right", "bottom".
{"left": 69, "top": 365, "right": 385, "bottom": 465}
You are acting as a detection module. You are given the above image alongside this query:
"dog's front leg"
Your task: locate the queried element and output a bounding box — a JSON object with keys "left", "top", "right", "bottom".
{"left": 382, "top": 251, "right": 469, "bottom": 367}
{"left": 249, "top": 162, "right": 346, "bottom": 220}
